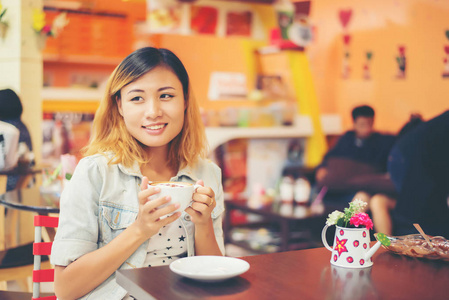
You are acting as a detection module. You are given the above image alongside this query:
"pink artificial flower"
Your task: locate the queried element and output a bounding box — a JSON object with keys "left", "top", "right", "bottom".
{"left": 42, "top": 24, "right": 52, "bottom": 34}
{"left": 350, "top": 213, "right": 373, "bottom": 230}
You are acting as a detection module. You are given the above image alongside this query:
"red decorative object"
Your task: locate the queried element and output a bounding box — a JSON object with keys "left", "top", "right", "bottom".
{"left": 353, "top": 240, "right": 359, "bottom": 247}
{"left": 269, "top": 28, "right": 303, "bottom": 50}
{"left": 343, "top": 34, "right": 351, "bottom": 45}
{"left": 347, "top": 256, "right": 354, "bottom": 263}
{"left": 190, "top": 6, "right": 218, "bottom": 34}
{"left": 335, "top": 237, "right": 349, "bottom": 257}
{"left": 339, "top": 9, "right": 352, "bottom": 28}
{"left": 226, "top": 11, "right": 252, "bottom": 37}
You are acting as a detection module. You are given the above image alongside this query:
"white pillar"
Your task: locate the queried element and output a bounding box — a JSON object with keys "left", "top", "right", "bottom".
{"left": 0, "top": 0, "right": 43, "bottom": 163}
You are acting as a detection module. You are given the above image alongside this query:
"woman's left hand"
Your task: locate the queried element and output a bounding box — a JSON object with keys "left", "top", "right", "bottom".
{"left": 185, "top": 180, "right": 215, "bottom": 226}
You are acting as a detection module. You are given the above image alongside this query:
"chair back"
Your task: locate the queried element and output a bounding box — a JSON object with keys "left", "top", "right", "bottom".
{"left": 32, "top": 215, "right": 58, "bottom": 300}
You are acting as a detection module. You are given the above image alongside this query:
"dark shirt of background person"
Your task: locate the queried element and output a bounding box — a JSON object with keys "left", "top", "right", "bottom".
{"left": 388, "top": 110, "right": 449, "bottom": 237}
{"left": 317, "top": 105, "right": 396, "bottom": 174}
{"left": 0, "top": 88, "right": 33, "bottom": 191}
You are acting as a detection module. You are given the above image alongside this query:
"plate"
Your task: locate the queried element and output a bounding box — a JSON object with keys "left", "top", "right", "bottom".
{"left": 169, "top": 256, "right": 250, "bottom": 282}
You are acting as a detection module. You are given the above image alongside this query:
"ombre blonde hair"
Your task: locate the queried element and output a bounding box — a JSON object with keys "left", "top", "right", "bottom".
{"left": 83, "top": 47, "right": 207, "bottom": 170}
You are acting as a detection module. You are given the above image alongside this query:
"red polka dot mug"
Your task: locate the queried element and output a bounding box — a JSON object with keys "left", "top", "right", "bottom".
{"left": 321, "top": 225, "right": 382, "bottom": 268}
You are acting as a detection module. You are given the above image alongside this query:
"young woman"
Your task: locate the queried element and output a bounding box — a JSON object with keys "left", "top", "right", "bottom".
{"left": 51, "top": 47, "right": 225, "bottom": 300}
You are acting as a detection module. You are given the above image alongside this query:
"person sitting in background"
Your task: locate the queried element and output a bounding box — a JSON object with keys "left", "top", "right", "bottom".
{"left": 315, "top": 105, "right": 397, "bottom": 234}
{"left": 0, "top": 120, "right": 20, "bottom": 172}
{"left": 350, "top": 113, "right": 424, "bottom": 236}
{"left": 0, "top": 88, "right": 34, "bottom": 191}
{"left": 388, "top": 110, "right": 449, "bottom": 238}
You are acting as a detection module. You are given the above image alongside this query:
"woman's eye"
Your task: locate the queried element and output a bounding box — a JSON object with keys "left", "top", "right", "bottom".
{"left": 160, "top": 94, "right": 174, "bottom": 100}
{"left": 130, "top": 96, "right": 143, "bottom": 102}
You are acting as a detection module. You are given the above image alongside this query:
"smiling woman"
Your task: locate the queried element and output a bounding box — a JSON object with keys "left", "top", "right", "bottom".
{"left": 50, "top": 47, "right": 224, "bottom": 300}
{"left": 117, "top": 66, "right": 186, "bottom": 151}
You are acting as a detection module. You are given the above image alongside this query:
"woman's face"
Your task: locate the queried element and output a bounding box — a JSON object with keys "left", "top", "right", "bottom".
{"left": 118, "top": 66, "right": 185, "bottom": 151}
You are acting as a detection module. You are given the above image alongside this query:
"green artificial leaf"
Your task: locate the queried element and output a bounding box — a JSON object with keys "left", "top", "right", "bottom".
{"left": 445, "top": 30, "right": 449, "bottom": 41}
{"left": 367, "top": 52, "right": 373, "bottom": 60}
{"left": 65, "top": 173, "right": 72, "bottom": 180}
{"left": 336, "top": 218, "right": 345, "bottom": 227}
{"left": 0, "top": 8, "right": 7, "bottom": 20}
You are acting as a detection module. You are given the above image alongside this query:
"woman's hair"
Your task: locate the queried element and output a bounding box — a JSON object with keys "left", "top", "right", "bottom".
{"left": 0, "top": 89, "right": 23, "bottom": 120}
{"left": 83, "top": 47, "right": 207, "bottom": 170}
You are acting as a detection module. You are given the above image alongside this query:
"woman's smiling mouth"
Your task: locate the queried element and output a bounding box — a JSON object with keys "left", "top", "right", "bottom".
{"left": 142, "top": 123, "right": 168, "bottom": 135}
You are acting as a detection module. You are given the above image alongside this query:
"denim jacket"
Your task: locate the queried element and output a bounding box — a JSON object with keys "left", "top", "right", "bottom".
{"left": 51, "top": 154, "right": 225, "bottom": 300}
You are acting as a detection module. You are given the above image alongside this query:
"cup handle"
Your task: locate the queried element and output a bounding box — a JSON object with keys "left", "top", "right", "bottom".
{"left": 321, "top": 224, "right": 334, "bottom": 252}
{"left": 193, "top": 184, "right": 202, "bottom": 192}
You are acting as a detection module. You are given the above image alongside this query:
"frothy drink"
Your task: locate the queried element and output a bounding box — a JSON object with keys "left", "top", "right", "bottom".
{"left": 149, "top": 181, "right": 200, "bottom": 215}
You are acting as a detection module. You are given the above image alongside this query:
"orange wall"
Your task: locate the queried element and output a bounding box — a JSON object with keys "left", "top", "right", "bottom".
{"left": 156, "top": 34, "right": 267, "bottom": 111}
{"left": 308, "top": 0, "right": 449, "bottom": 133}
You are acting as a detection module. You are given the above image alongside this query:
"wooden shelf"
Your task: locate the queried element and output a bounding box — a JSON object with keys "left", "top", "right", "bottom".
{"left": 206, "top": 115, "right": 314, "bottom": 152}
{"left": 43, "top": 54, "right": 122, "bottom": 66}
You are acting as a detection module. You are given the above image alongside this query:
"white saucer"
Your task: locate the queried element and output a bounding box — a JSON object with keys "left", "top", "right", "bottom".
{"left": 169, "top": 256, "right": 250, "bottom": 282}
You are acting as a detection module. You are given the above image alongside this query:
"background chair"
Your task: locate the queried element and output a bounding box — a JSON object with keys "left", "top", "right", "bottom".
{"left": 32, "top": 215, "right": 58, "bottom": 300}
{"left": 0, "top": 215, "right": 56, "bottom": 299}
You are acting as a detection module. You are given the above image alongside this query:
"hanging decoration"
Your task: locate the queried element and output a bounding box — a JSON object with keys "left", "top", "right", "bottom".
{"left": 395, "top": 45, "right": 406, "bottom": 79}
{"left": 363, "top": 51, "right": 373, "bottom": 80}
{"left": 32, "top": 9, "right": 69, "bottom": 50}
{"left": 442, "top": 30, "right": 449, "bottom": 78}
{"left": 269, "top": 0, "right": 313, "bottom": 50}
{"left": 339, "top": 9, "right": 353, "bottom": 79}
{"left": 0, "top": 1, "right": 7, "bottom": 39}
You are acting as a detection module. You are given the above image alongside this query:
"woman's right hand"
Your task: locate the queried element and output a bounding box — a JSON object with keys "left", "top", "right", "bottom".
{"left": 132, "top": 176, "right": 181, "bottom": 240}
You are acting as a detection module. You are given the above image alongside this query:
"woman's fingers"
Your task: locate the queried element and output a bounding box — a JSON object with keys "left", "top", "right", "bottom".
{"left": 140, "top": 177, "right": 149, "bottom": 191}
{"left": 141, "top": 196, "right": 181, "bottom": 219}
{"left": 158, "top": 211, "right": 182, "bottom": 226}
{"left": 138, "top": 186, "right": 161, "bottom": 206}
{"left": 191, "top": 200, "right": 215, "bottom": 211}
{"left": 195, "top": 185, "right": 215, "bottom": 198}
{"left": 192, "top": 192, "right": 215, "bottom": 207}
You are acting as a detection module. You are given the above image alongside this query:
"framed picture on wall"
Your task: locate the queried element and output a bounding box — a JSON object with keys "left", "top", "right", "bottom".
{"left": 226, "top": 11, "right": 252, "bottom": 37}
{"left": 190, "top": 6, "right": 218, "bottom": 35}
{"left": 256, "top": 75, "right": 288, "bottom": 99}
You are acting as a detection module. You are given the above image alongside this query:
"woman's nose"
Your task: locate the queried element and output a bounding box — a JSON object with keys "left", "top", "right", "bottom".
{"left": 145, "top": 100, "right": 162, "bottom": 119}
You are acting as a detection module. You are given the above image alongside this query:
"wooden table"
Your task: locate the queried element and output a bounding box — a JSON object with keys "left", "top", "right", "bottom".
{"left": 0, "top": 187, "right": 60, "bottom": 244}
{"left": 116, "top": 246, "right": 449, "bottom": 300}
{"left": 224, "top": 200, "right": 331, "bottom": 253}
{"left": 0, "top": 165, "right": 42, "bottom": 191}
{"left": 0, "top": 186, "right": 60, "bottom": 215}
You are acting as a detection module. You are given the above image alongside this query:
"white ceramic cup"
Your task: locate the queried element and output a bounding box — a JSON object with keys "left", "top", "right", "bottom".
{"left": 321, "top": 225, "right": 380, "bottom": 268}
{"left": 149, "top": 181, "right": 201, "bottom": 214}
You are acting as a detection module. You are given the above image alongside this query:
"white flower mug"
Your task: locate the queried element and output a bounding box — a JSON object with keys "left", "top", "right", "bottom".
{"left": 321, "top": 225, "right": 382, "bottom": 268}
{"left": 149, "top": 182, "right": 202, "bottom": 215}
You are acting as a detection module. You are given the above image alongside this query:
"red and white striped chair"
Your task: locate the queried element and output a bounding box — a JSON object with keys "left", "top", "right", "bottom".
{"left": 0, "top": 215, "right": 57, "bottom": 299}
{"left": 32, "top": 215, "right": 58, "bottom": 300}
